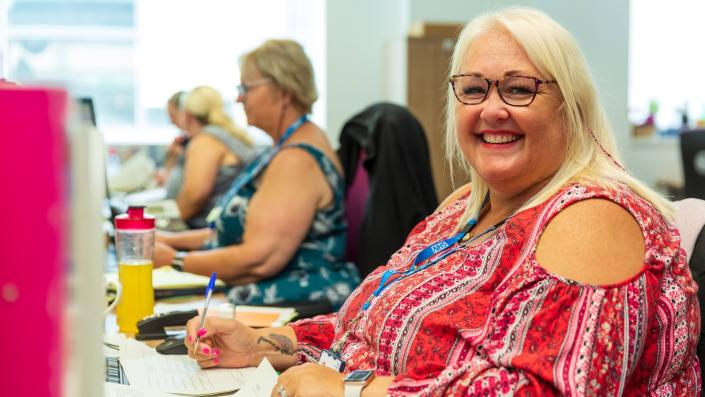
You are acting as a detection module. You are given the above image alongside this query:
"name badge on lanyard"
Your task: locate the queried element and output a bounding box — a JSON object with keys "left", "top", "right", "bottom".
{"left": 319, "top": 349, "right": 346, "bottom": 372}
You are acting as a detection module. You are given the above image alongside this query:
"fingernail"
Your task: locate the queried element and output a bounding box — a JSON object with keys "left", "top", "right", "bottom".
{"left": 188, "top": 335, "right": 193, "bottom": 342}
{"left": 202, "top": 346, "right": 210, "bottom": 354}
{"left": 213, "top": 358, "right": 219, "bottom": 365}
{"left": 213, "top": 348, "right": 220, "bottom": 357}
{"left": 197, "top": 328, "right": 207, "bottom": 337}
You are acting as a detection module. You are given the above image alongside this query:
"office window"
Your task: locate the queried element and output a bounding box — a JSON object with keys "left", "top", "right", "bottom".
{"left": 629, "top": 0, "right": 705, "bottom": 132}
{"left": 6, "top": 0, "right": 326, "bottom": 144}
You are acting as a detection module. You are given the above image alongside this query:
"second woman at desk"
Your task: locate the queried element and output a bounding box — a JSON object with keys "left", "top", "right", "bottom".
{"left": 174, "top": 86, "right": 258, "bottom": 229}
{"left": 154, "top": 39, "right": 360, "bottom": 309}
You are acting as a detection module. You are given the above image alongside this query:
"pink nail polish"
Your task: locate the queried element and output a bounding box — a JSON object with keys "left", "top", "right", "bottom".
{"left": 202, "top": 346, "right": 210, "bottom": 354}
{"left": 213, "top": 348, "right": 220, "bottom": 357}
{"left": 197, "top": 328, "right": 207, "bottom": 337}
{"left": 213, "top": 358, "right": 219, "bottom": 365}
{"left": 188, "top": 335, "right": 193, "bottom": 342}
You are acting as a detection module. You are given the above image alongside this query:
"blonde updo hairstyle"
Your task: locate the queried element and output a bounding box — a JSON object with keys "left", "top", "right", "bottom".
{"left": 446, "top": 7, "right": 673, "bottom": 228}
{"left": 240, "top": 39, "right": 318, "bottom": 114}
{"left": 183, "top": 85, "right": 253, "bottom": 146}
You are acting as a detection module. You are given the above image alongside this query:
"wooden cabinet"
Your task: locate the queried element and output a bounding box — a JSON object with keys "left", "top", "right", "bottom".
{"left": 407, "top": 23, "right": 467, "bottom": 201}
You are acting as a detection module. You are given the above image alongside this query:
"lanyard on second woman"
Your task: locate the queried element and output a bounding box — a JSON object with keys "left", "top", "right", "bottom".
{"left": 206, "top": 114, "right": 309, "bottom": 225}
{"left": 230, "top": 114, "right": 309, "bottom": 194}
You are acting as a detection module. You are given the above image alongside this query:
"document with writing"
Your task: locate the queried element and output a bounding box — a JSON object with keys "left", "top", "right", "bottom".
{"left": 119, "top": 338, "right": 257, "bottom": 396}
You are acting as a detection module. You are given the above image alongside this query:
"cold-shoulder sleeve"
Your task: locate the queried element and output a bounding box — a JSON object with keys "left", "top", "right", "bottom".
{"left": 290, "top": 313, "right": 338, "bottom": 364}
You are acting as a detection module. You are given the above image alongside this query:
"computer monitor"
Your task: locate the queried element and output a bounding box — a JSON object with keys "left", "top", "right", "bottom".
{"left": 75, "top": 96, "right": 125, "bottom": 225}
{"left": 77, "top": 97, "right": 97, "bottom": 127}
{"left": 0, "top": 87, "right": 105, "bottom": 396}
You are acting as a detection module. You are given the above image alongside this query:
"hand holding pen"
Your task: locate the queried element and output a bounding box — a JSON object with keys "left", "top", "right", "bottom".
{"left": 185, "top": 276, "right": 261, "bottom": 369}
{"left": 193, "top": 272, "right": 217, "bottom": 357}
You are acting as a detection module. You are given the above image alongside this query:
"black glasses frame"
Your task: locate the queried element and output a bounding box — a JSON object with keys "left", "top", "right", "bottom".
{"left": 449, "top": 74, "right": 557, "bottom": 107}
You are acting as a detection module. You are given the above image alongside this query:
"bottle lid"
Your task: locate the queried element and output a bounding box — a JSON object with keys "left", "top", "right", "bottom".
{"left": 114, "top": 206, "right": 155, "bottom": 230}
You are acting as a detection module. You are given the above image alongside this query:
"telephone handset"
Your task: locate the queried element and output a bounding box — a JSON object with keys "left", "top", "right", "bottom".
{"left": 135, "top": 309, "right": 198, "bottom": 341}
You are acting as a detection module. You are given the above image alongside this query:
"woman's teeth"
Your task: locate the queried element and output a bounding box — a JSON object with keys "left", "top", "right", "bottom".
{"left": 482, "top": 134, "right": 520, "bottom": 144}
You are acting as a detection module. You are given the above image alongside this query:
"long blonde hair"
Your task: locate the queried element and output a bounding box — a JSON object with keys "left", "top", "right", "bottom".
{"left": 183, "top": 86, "right": 253, "bottom": 146}
{"left": 445, "top": 7, "right": 673, "bottom": 228}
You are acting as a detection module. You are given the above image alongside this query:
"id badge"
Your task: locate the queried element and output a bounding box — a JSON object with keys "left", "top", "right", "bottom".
{"left": 319, "top": 349, "right": 346, "bottom": 372}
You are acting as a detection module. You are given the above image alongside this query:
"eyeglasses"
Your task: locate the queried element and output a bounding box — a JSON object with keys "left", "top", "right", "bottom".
{"left": 449, "top": 74, "right": 557, "bottom": 107}
{"left": 237, "top": 78, "right": 273, "bottom": 97}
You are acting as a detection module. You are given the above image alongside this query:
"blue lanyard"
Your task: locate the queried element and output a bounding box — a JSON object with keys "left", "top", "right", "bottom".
{"left": 361, "top": 196, "right": 506, "bottom": 311}
{"left": 275, "top": 114, "right": 309, "bottom": 149}
{"left": 226, "top": 115, "right": 308, "bottom": 196}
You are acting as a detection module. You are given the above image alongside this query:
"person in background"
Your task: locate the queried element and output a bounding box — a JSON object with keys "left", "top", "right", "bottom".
{"left": 174, "top": 85, "right": 258, "bottom": 229}
{"left": 180, "top": 8, "right": 699, "bottom": 396}
{"left": 154, "top": 39, "right": 360, "bottom": 309}
{"left": 155, "top": 91, "right": 189, "bottom": 198}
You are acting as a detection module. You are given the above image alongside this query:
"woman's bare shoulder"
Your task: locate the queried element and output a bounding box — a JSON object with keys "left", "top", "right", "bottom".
{"left": 536, "top": 198, "right": 646, "bottom": 285}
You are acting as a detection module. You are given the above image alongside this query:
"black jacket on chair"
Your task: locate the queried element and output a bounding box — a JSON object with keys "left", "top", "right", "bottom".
{"left": 339, "top": 102, "right": 438, "bottom": 277}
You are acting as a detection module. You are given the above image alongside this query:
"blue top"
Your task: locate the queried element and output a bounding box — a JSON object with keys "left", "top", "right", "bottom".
{"left": 213, "top": 143, "right": 360, "bottom": 309}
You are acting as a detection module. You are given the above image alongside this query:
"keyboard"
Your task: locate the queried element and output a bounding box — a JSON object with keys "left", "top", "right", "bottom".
{"left": 105, "top": 356, "right": 129, "bottom": 385}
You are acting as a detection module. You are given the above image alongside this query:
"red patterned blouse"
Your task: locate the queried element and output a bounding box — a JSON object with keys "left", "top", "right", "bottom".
{"left": 290, "top": 183, "right": 701, "bottom": 396}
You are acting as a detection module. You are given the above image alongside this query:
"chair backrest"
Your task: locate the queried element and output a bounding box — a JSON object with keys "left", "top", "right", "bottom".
{"left": 344, "top": 150, "right": 370, "bottom": 265}
{"left": 675, "top": 198, "right": 705, "bottom": 386}
{"left": 339, "top": 102, "right": 438, "bottom": 278}
{"left": 689, "top": 225, "right": 705, "bottom": 387}
{"left": 680, "top": 129, "right": 705, "bottom": 199}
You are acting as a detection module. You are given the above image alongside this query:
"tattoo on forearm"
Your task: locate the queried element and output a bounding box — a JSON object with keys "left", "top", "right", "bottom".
{"left": 257, "top": 334, "right": 295, "bottom": 355}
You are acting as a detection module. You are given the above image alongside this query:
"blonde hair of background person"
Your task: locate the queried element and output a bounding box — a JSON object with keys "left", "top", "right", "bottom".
{"left": 183, "top": 86, "right": 253, "bottom": 146}
{"left": 240, "top": 39, "right": 318, "bottom": 114}
{"left": 445, "top": 8, "right": 674, "bottom": 229}
{"left": 177, "top": 86, "right": 254, "bottom": 223}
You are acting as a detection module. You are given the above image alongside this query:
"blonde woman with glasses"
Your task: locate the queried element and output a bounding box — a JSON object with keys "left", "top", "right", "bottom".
{"left": 154, "top": 40, "right": 360, "bottom": 311}
{"left": 180, "top": 9, "right": 698, "bottom": 396}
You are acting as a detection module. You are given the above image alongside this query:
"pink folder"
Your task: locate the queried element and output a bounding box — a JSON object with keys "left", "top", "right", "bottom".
{"left": 0, "top": 86, "right": 68, "bottom": 397}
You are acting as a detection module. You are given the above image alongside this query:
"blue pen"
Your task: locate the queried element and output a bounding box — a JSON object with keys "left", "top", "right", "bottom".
{"left": 194, "top": 272, "right": 217, "bottom": 355}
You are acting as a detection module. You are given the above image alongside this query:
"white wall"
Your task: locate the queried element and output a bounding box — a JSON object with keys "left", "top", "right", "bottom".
{"left": 325, "top": 0, "right": 408, "bottom": 143}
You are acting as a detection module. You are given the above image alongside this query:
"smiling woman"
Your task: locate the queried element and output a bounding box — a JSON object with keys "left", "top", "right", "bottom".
{"left": 175, "top": 7, "right": 699, "bottom": 397}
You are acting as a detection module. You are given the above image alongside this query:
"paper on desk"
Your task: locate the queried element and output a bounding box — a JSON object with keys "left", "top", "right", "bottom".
{"left": 233, "top": 306, "right": 297, "bottom": 328}
{"left": 103, "top": 333, "right": 127, "bottom": 358}
{"left": 233, "top": 358, "right": 278, "bottom": 397}
{"left": 120, "top": 338, "right": 256, "bottom": 396}
{"left": 153, "top": 302, "right": 297, "bottom": 329}
{"left": 104, "top": 382, "right": 172, "bottom": 397}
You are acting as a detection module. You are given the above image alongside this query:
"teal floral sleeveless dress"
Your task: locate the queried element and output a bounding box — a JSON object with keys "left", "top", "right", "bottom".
{"left": 212, "top": 143, "right": 360, "bottom": 309}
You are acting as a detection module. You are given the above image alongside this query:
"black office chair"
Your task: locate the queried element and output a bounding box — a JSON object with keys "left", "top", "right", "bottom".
{"left": 680, "top": 129, "right": 705, "bottom": 199}
{"left": 689, "top": 225, "right": 705, "bottom": 386}
{"left": 676, "top": 198, "right": 705, "bottom": 386}
{"left": 338, "top": 102, "right": 438, "bottom": 278}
